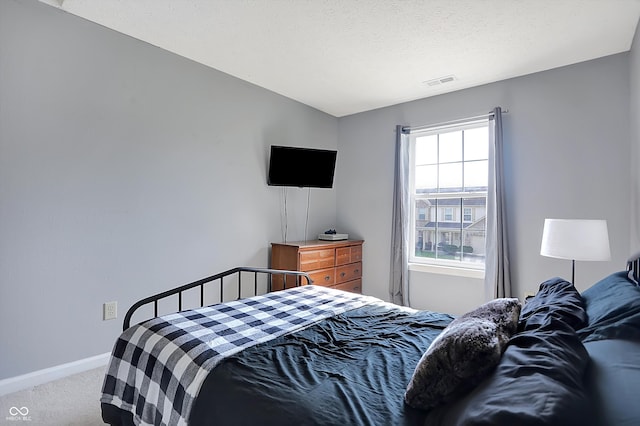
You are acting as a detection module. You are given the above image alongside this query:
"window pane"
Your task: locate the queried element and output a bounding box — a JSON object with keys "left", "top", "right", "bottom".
{"left": 415, "top": 164, "right": 437, "bottom": 191}
{"left": 464, "top": 127, "right": 488, "bottom": 161}
{"left": 464, "top": 160, "right": 488, "bottom": 190}
{"left": 449, "top": 232, "right": 462, "bottom": 261}
{"left": 462, "top": 197, "right": 486, "bottom": 228}
{"left": 462, "top": 230, "right": 485, "bottom": 264}
{"left": 439, "top": 162, "right": 462, "bottom": 191}
{"left": 438, "top": 131, "right": 462, "bottom": 163}
{"left": 414, "top": 201, "right": 435, "bottom": 257}
{"left": 433, "top": 231, "right": 462, "bottom": 261}
{"left": 415, "top": 135, "right": 437, "bottom": 165}
{"left": 461, "top": 197, "right": 486, "bottom": 263}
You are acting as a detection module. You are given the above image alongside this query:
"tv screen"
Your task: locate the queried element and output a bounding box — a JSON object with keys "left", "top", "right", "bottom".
{"left": 268, "top": 145, "right": 337, "bottom": 188}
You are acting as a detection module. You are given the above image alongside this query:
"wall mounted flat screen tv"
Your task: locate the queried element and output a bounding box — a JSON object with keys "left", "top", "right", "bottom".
{"left": 268, "top": 145, "right": 337, "bottom": 188}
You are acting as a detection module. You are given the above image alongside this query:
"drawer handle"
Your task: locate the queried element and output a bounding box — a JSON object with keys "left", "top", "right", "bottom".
{"left": 324, "top": 275, "right": 330, "bottom": 281}
{"left": 340, "top": 272, "right": 346, "bottom": 277}
{"left": 354, "top": 269, "right": 360, "bottom": 274}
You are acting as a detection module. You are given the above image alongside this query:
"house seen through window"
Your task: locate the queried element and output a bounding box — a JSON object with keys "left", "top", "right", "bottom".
{"left": 409, "top": 121, "right": 488, "bottom": 269}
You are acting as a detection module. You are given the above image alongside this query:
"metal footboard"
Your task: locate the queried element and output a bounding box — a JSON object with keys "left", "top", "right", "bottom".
{"left": 122, "top": 267, "right": 312, "bottom": 330}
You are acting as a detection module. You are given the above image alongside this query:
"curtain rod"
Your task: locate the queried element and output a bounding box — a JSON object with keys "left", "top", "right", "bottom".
{"left": 401, "top": 108, "right": 509, "bottom": 134}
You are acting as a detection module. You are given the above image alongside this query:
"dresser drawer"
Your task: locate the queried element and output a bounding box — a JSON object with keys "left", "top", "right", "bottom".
{"left": 350, "top": 245, "right": 363, "bottom": 262}
{"left": 299, "top": 249, "right": 335, "bottom": 271}
{"left": 333, "top": 279, "right": 362, "bottom": 294}
{"left": 308, "top": 268, "right": 335, "bottom": 287}
{"left": 335, "top": 262, "right": 362, "bottom": 284}
{"left": 335, "top": 245, "right": 363, "bottom": 266}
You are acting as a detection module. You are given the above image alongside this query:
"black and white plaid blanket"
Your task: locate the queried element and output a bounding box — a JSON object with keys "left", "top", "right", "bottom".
{"left": 100, "top": 285, "right": 378, "bottom": 425}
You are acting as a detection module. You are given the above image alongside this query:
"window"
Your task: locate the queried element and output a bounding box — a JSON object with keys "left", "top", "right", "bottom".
{"left": 409, "top": 121, "right": 488, "bottom": 269}
{"left": 443, "top": 207, "right": 454, "bottom": 221}
{"left": 463, "top": 207, "right": 472, "bottom": 222}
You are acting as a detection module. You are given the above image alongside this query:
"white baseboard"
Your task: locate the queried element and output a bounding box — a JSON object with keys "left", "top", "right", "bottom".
{"left": 0, "top": 352, "right": 111, "bottom": 396}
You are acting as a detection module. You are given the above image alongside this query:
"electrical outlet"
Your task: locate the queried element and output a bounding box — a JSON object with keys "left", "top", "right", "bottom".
{"left": 103, "top": 301, "right": 117, "bottom": 321}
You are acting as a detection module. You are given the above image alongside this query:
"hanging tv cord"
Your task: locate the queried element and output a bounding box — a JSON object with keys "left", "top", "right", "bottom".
{"left": 280, "top": 186, "right": 311, "bottom": 243}
{"left": 304, "top": 187, "right": 311, "bottom": 243}
{"left": 282, "top": 187, "right": 288, "bottom": 243}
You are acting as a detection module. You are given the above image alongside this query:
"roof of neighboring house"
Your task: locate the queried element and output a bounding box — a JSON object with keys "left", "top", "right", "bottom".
{"left": 419, "top": 222, "right": 474, "bottom": 230}
{"left": 415, "top": 197, "right": 486, "bottom": 207}
{"left": 466, "top": 217, "right": 486, "bottom": 230}
{"left": 418, "top": 217, "right": 486, "bottom": 231}
{"left": 416, "top": 186, "right": 487, "bottom": 195}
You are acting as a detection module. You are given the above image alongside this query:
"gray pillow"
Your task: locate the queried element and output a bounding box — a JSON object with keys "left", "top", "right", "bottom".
{"left": 404, "top": 298, "right": 521, "bottom": 411}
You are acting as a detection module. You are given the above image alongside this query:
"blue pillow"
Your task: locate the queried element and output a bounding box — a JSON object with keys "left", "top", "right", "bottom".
{"left": 579, "top": 271, "right": 640, "bottom": 343}
{"left": 520, "top": 277, "right": 586, "bottom": 332}
{"left": 626, "top": 251, "right": 640, "bottom": 284}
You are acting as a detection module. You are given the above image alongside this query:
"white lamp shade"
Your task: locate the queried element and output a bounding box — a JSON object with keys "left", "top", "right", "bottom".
{"left": 540, "top": 219, "right": 611, "bottom": 261}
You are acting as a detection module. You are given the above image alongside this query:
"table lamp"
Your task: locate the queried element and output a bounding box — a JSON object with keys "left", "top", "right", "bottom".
{"left": 540, "top": 219, "right": 611, "bottom": 284}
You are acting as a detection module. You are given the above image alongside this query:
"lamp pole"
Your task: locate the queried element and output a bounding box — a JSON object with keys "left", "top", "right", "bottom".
{"left": 571, "top": 259, "right": 575, "bottom": 284}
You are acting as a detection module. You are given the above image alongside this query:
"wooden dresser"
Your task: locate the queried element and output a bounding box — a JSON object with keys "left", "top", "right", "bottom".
{"left": 271, "top": 239, "right": 364, "bottom": 293}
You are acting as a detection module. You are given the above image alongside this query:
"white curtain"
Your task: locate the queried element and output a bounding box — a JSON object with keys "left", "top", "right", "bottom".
{"left": 485, "top": 107, "right": 512, "bottom": 299}
{"left": 390, "top": 125, "right": 410, "bottom": 306}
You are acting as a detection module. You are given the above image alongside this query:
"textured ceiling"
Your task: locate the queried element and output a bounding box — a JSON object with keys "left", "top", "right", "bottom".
{"left": 40, "top": 0, "right": 640, "bottom": 117}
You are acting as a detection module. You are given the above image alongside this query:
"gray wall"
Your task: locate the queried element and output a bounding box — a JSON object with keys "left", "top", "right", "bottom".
{"left": 337, "top": 54, "right": 631, "bottom": 312}
{"left": 0, "top": 0, "right": 338, "bottom": 379}
{"left": 631, "top": 19, "right": 640, "bottom": 251}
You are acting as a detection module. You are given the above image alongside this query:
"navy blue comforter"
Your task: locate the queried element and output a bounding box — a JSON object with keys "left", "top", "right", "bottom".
{"left": 189, "top": 303, "right": 453, "bottom": 426}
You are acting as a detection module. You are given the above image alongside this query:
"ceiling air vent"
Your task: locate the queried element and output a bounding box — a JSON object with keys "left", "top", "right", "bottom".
{"left": 422, "top": 75, "right": 457, "bottom": 87}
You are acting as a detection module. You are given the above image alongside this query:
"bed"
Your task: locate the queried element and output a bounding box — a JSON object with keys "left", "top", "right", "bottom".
{"left": 101, "top": 260, "right": 640, "bottom": 426}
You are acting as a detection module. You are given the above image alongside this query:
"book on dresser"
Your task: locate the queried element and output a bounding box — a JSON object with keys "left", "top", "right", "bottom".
{"left": 270, "top": 239, "right": 363, "bottom": 293}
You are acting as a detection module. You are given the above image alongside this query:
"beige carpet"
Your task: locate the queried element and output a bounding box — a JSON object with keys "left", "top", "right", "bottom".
{"left": 0, "top": 366, "right": 106, "bottom": 425}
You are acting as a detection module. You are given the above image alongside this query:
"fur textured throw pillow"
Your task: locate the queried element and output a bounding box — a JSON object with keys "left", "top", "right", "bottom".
{"left": 404, "top": 298, "right": 521, "bottom": 411}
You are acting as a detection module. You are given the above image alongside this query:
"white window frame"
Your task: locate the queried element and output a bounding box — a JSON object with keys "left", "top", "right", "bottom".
{"left": 408, "top": 120, "right": 488, "bottom": 274}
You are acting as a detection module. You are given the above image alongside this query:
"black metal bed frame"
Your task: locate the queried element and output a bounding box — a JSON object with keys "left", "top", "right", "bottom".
{"left": 122, "top": 267, "right": 312, "bottom": 331}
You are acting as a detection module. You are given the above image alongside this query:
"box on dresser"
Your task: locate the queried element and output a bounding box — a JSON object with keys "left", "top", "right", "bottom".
{"left": 271, "top": 240, "right": 364, "bottom": 293}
